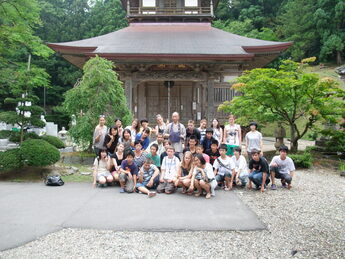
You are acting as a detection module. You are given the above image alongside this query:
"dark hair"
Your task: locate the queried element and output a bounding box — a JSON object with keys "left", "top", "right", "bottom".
{"left": 211, "top": 139, "right": 219, "bottom": 146}
{"left": 249, "top": 121, "right": 258, "bottom": 129}
{"left": 143, "top": 128, "right": 150, "bottom": 134}
{"left": 132, "top": 118, "right": 140, "bottom": 133}
{"left": 122, "top": 128, "right": 131, "bottom": 140}
{"left": 144, "top": 157, "right": 153, "bottom": 164}
{"left": 109, "top": 126, "right": 119, "bottom": 135}
{"left": 195, "top": 153, "right": 206, "bottom": 165}
{"left": 279, "top": 145, "right": 289, "bottom": 152}
{"left": 234, "top": 147, "right": 242, "bottom": 154}
{"left": 196, "top": 144, "right": 204, "bottom": 150}
{"left": 150, "top": 143, "right": 159, "bottom": 151}
{"left": 140, "top": 119, "right": 148, "bottom": 124}
{"left": 212, "top": 118, "right": 220, "bottom": 129}
{"left": 219, "top": 144, "right": 227, "bottom": 151}
{"left": 189, "top": 135, "right": 198, "bottom": 144}
{"left": 251, "top": 149, "right": 261, "bottom": 155}
{"left": 98, "top": 148, "right": 107, "bottom": 159}
{"left": 134, "top": 140, "right": 142, "bottom": 146}
{"left": 114, "top": 118, "right": 122, "bottom": 123}
{"left": 125, "top": 150, "right": 135, "bottom": 158}
{"left": 206, "top": 128, "right": 214, "bottom": 134}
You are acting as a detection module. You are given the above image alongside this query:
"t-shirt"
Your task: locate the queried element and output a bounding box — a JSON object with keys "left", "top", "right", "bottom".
{"left": 198, "top": 127, "right": 206, "bottom": 142}
{"left": 269, "top": 156, "right": 295, "bottom": 174}
{"left": 245, "top": 131, "right": 263, "bottom": 152}
{"left": 249, "top": 157, "right": 269, "bottom": 173}
{"left": 161, "top": 156, "right": 180, "bottom": 180}
{"left": 202, "top": 153, "right": 210, "bottom": 164}
{"left": 186, "top": 128, "right": 201, "bottom": 143}
{"left": 225, "top": 124, "right": 241, "bottom": 146}
{"left": 103, "top": 134, "right": 118, "bottom": 154}
{"left": 183, "top": 147, "right": 197, "bottom": 155}
{"left": 93, "top": 125, "right": 107, "bottom": 149}
{"left": 193, "top": 163, "right": 215, "bottom": 181}
{"left": 146, "top": 153, "right": 161, "bottom": 167}
{"left": 125, "top": 126, "right": 138, "bottom": 142}
{"left": 134, "top": 151, "right": 148, "bottom": 168}
{"left": 93, "top": 157, "right": 109, "bottom": 174}
{"left": 141, "top": 164, "right": 158, "bottom": 182}
{"left": 110, "top": 152, "right": 124, "bottom": 168}
{"left": 121, "top": 160, "right": 139, "bottom": 176}
{"left": 206, "top": 149, "right": 220, "bottom": 165}
{"left": 201, "top": 136, "right": 216, "bottom": 153}
{"left": 231, "top": 155, "right": 248, "bottom": 173}
{"left": 160, "top": 151, "right": 180, "bottom": 164}
{"left": 135, "top": 133, "right": 150, "bottom": 150}
{"left": 146, "top": 141, "right": 165, "bottom": 157}
{"left": 212, "top": 128, "right": 222, "bottom": 143}
{"left": 213, "top": 156, "right": 234, "bottom": 176}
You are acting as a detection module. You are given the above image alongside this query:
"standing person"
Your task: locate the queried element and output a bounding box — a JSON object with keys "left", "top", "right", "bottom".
{"left": 92, "top": 115, "right": 108, "bottom": 156}
{"left": 188, "top": 154, "right": 217, "bottom": 199}
{"left": 175, "top": 151, "right": 194, "bottom": 193}
{"left": 140, "top": 119, "right": 152, "bottom": 134}
{"left": 183, "top": 135, "right": 198, "bottom": 155}
{"left": 110, "top": 143, "right": 125, "bottom": 183}
{"left": 119, "top": 128, "right": 133, "bottom": 154}
{"left": 230, "top": 147, "right": 249, "bottom": 189}
{"left": 201, "top": 128, "right": 217, "bottom": 153}
{"left": 198, "top": 119, "right": 207, "bottom": 142}
{"left": 133, "top": 140, "right": 148, "bottom": 169}
{"left": 92, "top": 148, "right": 113, "bottom": 187}
{"left": 164, "top": 112, "right": 186, "bottom": 159}
{"left": 119, "top": 151, "right": 138, "bottom": 193}
{"left": 248, "top": 149, "right": 270, "bottom": 192}
{"left": 146, "top": 133, "right": 165, "bottom": 156}
{"left": 213, "top": 144, "right": 234, "bottom": 191}
{"left": 269, "top": 145, "right": 295, "bottom": 190}
{"left": 154, "top": 114, "right": 167, "bottom": 135}
{"left": 245, "top": 122, "right": 263, "bottom": 157}
{"left": 223, "top": 114, "right": 242, "bottom": 156}
{"left": 103, "top": 126, "right": 119, "bottom": 155}
{"left": 206, "top": 140, "right": 220, "bottom": 165}
{"left": 125, "top": 119, "right": 140, "bottom": 142}
{"left": 114, "top": 118, "right": 123, "bottom": 137}
{"left": 136, "top": 158, "right": 160, "bottom": 197}
{"left": 135, "top": 128, "right": 150, "bottom": 150}
{"left": 185, "top": 120, "right": 201, "bottom": 145}
{"left": 157, "top": 146, "right": 180, "bottom": 194}
{"left": 211, "top": 118, "right": 223, "bottom": 145}
{"left": 146, "top": 143, "right": 161, "bottom": 168}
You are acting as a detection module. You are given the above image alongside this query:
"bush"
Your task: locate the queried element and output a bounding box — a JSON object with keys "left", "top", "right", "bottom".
{"left": 41, "top": 135, "right": 65, "bottom": 149}
{"left": 0, "top": 130, "right": 12, "bottom": 139}
{"left": 20, "top": 139, "right": 60, "bottom": 166}
{"left": 290, "top": 151, "right": 313, "bottom": 168}
{"left": 321, "top": 129, "right": 345, "bottom": 153}
{"left": 0, "top": 148, "right": 23, "bottom": 172}
{"left": 8, "top": 131, "right": 40, "bottom": 143}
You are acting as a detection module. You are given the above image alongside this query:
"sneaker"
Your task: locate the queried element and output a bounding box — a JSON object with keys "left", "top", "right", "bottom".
{"left": 271, "top": 184, "right": 277, "bottom": 190}
{"left": 205, "top": 193, "right": 211, "bottom": 199}
{"left": 119, "top": 188, "right": 125, "bottom": 193}
{"left": 281, "top": 183, "right": 287, "bottom": 188}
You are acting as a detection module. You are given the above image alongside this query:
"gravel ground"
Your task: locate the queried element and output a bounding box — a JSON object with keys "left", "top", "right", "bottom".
{"left": 1, "top": 168, "right": 344, "bottom": 258}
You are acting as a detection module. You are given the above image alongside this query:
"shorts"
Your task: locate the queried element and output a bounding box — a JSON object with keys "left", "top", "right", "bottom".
{"left": 215, "top": 173, "right": 231, "bottom": 183}
{"left": 226, "top": 145, "right": 239, "bottom": 156}
{"left": 96, "top": 171, "right": 111, "bottom": 181}
{"left": 136, "top": 181, "right": 150, "bottom": 188}
{"left": 119, "top": 172, "right": 135, "bottom": 193}
{"left": 156, "top": 181, "right": 176, "bottom": 193}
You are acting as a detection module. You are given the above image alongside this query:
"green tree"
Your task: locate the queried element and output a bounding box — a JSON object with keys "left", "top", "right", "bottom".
{"left": 63, "top": 56, "right": 132, "bottom": 150}
{"left": 218, "top": 59, "right": 345, "bottom": 152}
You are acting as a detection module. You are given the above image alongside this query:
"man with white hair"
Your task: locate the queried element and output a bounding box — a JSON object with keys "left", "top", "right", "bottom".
{"left": 164, "top": 112, "right": 186, "bottom": 159}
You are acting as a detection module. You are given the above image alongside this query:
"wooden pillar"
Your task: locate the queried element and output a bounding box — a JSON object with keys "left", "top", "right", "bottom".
{"left": 124, "top": 77, "right": 133, "bottom": 112}
{"left": 207, "top": 77, "right": 215, "bottom": 123}
{"left": 138, "top": 82, "right": 146, "bottom": 119}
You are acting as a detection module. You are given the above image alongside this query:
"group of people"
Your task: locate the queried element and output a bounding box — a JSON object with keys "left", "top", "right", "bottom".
{"left": 92, "top": 112, "right": 295, "bottom": 198}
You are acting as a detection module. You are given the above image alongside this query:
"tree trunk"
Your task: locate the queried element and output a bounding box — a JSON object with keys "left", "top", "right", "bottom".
{"left": 336, "top": 51, "right": 342, "bottom": 65}
{"left": 20, "top": 125, "right": 24, "bottom": 144}
{"left": 290, "top": 124, "right": 298, "bottom": 153}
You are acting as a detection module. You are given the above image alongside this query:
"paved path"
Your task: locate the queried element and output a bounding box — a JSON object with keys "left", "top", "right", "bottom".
{"left": 0, "top": 182, "right": 265, "bottom": 251}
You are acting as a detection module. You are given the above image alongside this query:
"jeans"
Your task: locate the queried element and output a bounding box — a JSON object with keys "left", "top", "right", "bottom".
{"left": 248, "top": 170, "right": 269, "bottom": 188}
{"left": 270, "top": 166, "right": 292, "bottom": 184}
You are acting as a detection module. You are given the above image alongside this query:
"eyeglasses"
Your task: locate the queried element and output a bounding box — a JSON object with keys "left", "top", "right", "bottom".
{"left": 99, "top": 115, "right": 105, "bottom": 118}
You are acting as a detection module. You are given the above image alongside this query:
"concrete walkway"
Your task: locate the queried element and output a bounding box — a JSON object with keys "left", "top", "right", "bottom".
{"left": 0, "top": 182, "right": 265, "bottom": 251}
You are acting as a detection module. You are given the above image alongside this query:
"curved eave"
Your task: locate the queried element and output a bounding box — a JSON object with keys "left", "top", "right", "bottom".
{"left": 243, "top": 42, "right": 293, "bottom": 53}
{"left": 47, "top": 43, "right": 97, "bottom": 54}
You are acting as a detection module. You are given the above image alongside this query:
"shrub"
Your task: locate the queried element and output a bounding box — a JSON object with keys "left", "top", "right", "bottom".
{"left": 20, "top": 139, "right": 60, "bottom": 166}
{"left": 290, "top": 151, "right": 313, "bottom": 168}
{"left": 0, "top": 130, "right": 12, "bottom": 139}
{"left": 0, "top": 148, "right": 23, "bottom": 172}
{"left": 8, "top": 131, "right": 40, "bottom": 143}
{"left": 321, "top": 129, "right": 345, "bottom": 153}
{"left": 41, "top": 135, "right": 65, "bottom": 149}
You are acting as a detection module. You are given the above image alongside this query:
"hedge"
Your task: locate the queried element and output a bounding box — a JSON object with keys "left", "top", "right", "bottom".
{"left": 41, "top": 135, "right": 65, "bottom": 149}
{"left": 0, "top": 148, "right": 23, "bottom": 172}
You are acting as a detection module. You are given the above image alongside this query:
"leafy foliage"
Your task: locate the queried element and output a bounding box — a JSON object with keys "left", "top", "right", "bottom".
{"left": 320, "top": 129, "right": 345, "bottom": 153}
{"left": 20, "top": 139, "right": 60, "bottom": 166}
{"left": 63, "top": 56, "right": 132, "bottom": 150}
{"left": 41, "top": 135, "right": 65, "bottom": 149}
{"left": 289, "top": 150, "right": 313, "bottom": 168}
{"left": 219, "top": 59, "right": 345, "bottom": 152}
{"left": 0, "top": 149, "right": 23, "bottom": 172}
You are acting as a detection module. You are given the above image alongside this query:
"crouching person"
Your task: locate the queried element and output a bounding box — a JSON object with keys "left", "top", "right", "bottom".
{"left": 230, "top": 147, "right": 249, "bottom": 188}
{"left": 189, "top": 154, "right": 217, "bottom": 199}
{"left": 93, "top": 148, "right": 113, "bottom": 187}
{"left": 136, "top": 158, "right": 160, "bottom": 197}
{"left": 119, "top": 151, "right": 138, "bottom": 193}
{"left": 213, "top": 144, "right": 234, "bottom": 191}
{"left": 248, "top": 149, "right": 270, "bottom": 192}
{"left": 269, "top": 145, "right": 295, "bottom": 190}
{"left": 157, "top": 146, "right": 180, "bottom": 194}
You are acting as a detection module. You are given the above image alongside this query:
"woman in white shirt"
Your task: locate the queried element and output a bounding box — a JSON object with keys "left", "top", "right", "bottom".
{"left": 230, "top": 147, "right": 249, "bottom": 188}
{"left": 92, "top": 148, "right": 112, "bottom": 187}
{"left": 245, "top": 121, "right": 263, "bottom": 157}
{"left": 223, "top": 114, "right": 241, "bottom": 156}
{"left": 211, "top": 118, "right": 223, "bottom": 145}
{"left": 188, "top": 154, "right": 217, "bottom": 199}
{"left": 125, "top": 118, "right": 140, "bottom": 142}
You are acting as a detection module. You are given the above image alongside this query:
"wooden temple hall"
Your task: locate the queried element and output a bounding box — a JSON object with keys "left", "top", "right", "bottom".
{"left": 48, "top": 0, "right": 292, "bottom": 123}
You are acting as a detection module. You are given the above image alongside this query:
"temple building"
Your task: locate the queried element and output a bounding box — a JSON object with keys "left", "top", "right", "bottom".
{"left": 48, "top": 0, "right": 292, "bottom": 123}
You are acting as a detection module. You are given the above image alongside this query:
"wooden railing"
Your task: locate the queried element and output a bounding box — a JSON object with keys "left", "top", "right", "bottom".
{"left": 129, "top": 6, "right": 212, "bottom": 15}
